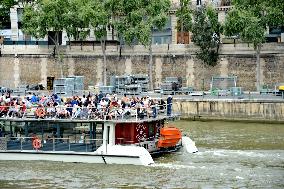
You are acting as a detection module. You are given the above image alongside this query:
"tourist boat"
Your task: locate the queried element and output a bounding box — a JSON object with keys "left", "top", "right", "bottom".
{"left": 0, "top": 111, "right": 198, "bottom": 166}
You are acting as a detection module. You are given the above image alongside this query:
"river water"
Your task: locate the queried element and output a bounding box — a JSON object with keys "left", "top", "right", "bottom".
{"left": 0, "top": 120, "right": 283, "bottom": 189}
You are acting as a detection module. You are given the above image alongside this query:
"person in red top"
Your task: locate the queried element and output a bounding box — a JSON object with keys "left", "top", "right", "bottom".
{"left": 35, "top": 104, "right": 46, "bottom": 119}
{"left": 108, "top": 98, "right": 120, "bottom": 119}
{"left": 0, "top": 103, "right": 8, "bottom": 117}
{"left": 19, "top": 102, "right": 27, "bottom": 118}
{"left": 109, "top": 98, "right": 119, "bottom": 109}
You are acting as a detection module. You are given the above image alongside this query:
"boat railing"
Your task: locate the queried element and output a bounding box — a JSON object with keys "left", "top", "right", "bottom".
{"left": 0, "top": 136, "right": 103, "bottom": 152}
{"left": 136, "top": 136, "right": 157, "bottom": 145}
{"left": 0, "top": 102, "right": 179, "bottom": 121}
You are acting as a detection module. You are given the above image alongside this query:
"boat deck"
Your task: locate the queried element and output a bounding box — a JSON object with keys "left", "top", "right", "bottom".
{"left": 0, "top": 114, "right": 180, "bottom": 123}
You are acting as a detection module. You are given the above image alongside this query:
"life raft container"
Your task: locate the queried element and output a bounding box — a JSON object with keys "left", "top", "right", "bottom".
{"left": 158, "top": 127, "right": 182, "bottom": 148}
{"left": 32, "top": 138, "right": 41, "bottom": 150}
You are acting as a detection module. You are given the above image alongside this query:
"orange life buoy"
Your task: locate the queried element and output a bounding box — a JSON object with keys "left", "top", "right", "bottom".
{"left": 33, "top": 138, "right": 41, "bottom": 150}
{"left": 36, "top": 108, "right": 45, "bottom": 118}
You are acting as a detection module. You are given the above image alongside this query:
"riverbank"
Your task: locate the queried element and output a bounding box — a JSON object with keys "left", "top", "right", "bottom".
{"left": 1, "top": 43, "right": 284, "bottom": 91}
{"left": 173, "top": 98, "right": 284, "bottom": 123}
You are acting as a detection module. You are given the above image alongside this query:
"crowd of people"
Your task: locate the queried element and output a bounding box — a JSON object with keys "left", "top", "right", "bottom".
{"left": 0, "top": 92, "right": 173, "bottom": 120}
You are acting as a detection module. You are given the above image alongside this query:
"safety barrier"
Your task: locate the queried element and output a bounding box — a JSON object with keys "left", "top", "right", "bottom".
{"left": 0, "top": 102, "right": 177, "bottom": 121}
{"left": 0, "top": 136, "right": 103, "bottom": 152}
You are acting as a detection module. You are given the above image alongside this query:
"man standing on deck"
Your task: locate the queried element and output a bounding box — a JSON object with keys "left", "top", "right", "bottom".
{"left": 167, "top": 95, "right": 172, "bottom": 116}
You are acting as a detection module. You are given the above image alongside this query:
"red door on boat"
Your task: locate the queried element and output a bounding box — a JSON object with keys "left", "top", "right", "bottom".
{"left": 115, "top": 120, "right": 163, "bottom": 145}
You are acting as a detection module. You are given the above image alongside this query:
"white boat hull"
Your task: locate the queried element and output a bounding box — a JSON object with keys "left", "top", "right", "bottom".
{"left": 0, "top": 150, "right": 150, "bottom": 165}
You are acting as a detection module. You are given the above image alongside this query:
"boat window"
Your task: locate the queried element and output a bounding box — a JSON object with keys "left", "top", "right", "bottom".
{"left": 33, "top": 122, "right": 78, "bottom": 141}
{"left": 148, "top": 124, "right": 155, "bottom": 139}
{"left": 107, "top": 126, "right": 110, "bottom": 144}
{"left": 143, "top": 144, "right": 148, "bottom": 149}
{"left": 0, "top": 124, "right": 13, "bottom": 137}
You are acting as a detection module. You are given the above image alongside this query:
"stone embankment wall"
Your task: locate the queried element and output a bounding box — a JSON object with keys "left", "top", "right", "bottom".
{"left": 0, "top": 43, "right": 284, "bottom": 91}
{"left": 173, "top": 99, "right": 284, "bottom": 122}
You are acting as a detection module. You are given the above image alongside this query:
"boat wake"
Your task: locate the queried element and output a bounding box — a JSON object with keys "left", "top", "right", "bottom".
{"left": 196, "top": 149, "right": 283, "bottom": 159}
{"left": 150, "top": 163, "right": 197, "bottom": 170}
{"left": 181, "top": 136, "right": 198, "bottom": 153}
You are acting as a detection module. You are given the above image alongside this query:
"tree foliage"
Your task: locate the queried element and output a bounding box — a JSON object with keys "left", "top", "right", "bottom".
{"left": 0, "top": 0, "right": 17, "bottom": 29}
{"left": 225, "top": 0, "right": 284, "bottom": 49}
{"left": 191, "top": 5, "right": 222, "bottom": 66}
{"left": 113, "top": 0, "right": 171, "bottom": 90}
{"left": 22, "top": 0, "right": 114, "bottom": 83}
{"left": 22, "top": 0, "right": 92, "bottom": 77}
{"left": 176, "top": 0, "right": 192, "bottom": 32}
{"left": 22, "top": 0, "right": 69, "bottom": 41}
{"left": 224, "top": 0, "right": 284, "bottom": 90}
{"left": 114, "top": 0, "right": 171, "bottom": 47}
{"left": 81, "top": 0, "right": 112, "bottom": 85}
{"left": 64, "top": 0, "right": 90, "bottom": 41}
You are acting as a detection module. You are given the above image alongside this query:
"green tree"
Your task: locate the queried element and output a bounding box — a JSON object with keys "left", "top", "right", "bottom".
{"left": 22, "top": 0, "right": 69, "bottom": 77}
{"left": 22, "top": 0, "right": 90, "bottom": 78}
{"left": 0, "top": 0, "right": 17, "bottom": 29}
{"left": 114, "top": 0, "right": 171, "bottom": 90}
{"left": 191, "top": 5, "right": 222, "bottom": 67}
{"left": 91, "top": 0, "right": 111, "bottom": 86}
{"left": 64, "top": 0, "right": 90, "bottom": 42}
{"left": 22, "top": 0, "right": 115, "bottom": 85}
{"left": 176, "top": 0, "right": 192, "bottom": 44}
{"left": 224, "top": 0, "right": 284, "bottom": 91}
{"left": 79, "top": 0, "right": 111, "bottom": 86}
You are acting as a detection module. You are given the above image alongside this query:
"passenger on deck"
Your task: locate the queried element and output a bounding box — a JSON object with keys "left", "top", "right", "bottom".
{"left": 0, "top": 102, "right": 8, "bottom": 117}
{"left": 57, "top": 104, "right": 69, "bottom": 119}
{"left": 121, "top": 94, "right": 129, "bottom": 105}
{"left": 81, "top": 95, "right": 87, "bottom": 105}
{"left": 30, "top": 93, "right": 38, "bottom": 104}
{"left": 108, "top": 98, "right": 121, "bottom": 119}
{"left": 1, "top": 92, "right": 174, "bottom": 121}
{"left": 167, "top": 95, "right": 173, "bottom": 116}
{"left": 7, "top": 100, "right": 19, "bottom": 118}
{"left": 98, "top": 91, "right": 104, "bottom": 102}
{"left": 52, "top": 94, "right": 61, "bottom": 105}
{"left": 150, "top": 99, "right": 157, "bottom": 118}
{"left": 72, "top": 104, "right": 81, "bottom": 119}
{"left": 35, "top": 104, "right": 45, "bottom": 119}
{"left": 44, "top": 135, "right": 52, "bottom": 143}
{"left": 79, "top": 131, "right": 86, "bottom": 143}
{"left": 23, "top": 97, "right": 32, "bottom": 108}
{"left": 66, "top": 102, "right": 73, "bottom": 117}
{"left": 159, "top": 99, "right": 166, "bottom": 113}
{"left": 46, "top": 101, "right": 56, "bottom": 118}
{"left": 18, "top": 101, "right": 26, "bottom": 118}
{"left": 16, "top": 131, "right": 21, "bottom": 140}
{"left": 71, "top": 96, "right": 78, "bottom": 107}
{"left": 122, "top": 104, "right": 131, "bottom": 119}
{"left": 93, "top": 108, "right": 102, "bottom": 119}
{"left": 80, "top": 105, "right": 89, "bottom": 119}
{"left": 136, "top": 103, "right": 145, "bottom": 119}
